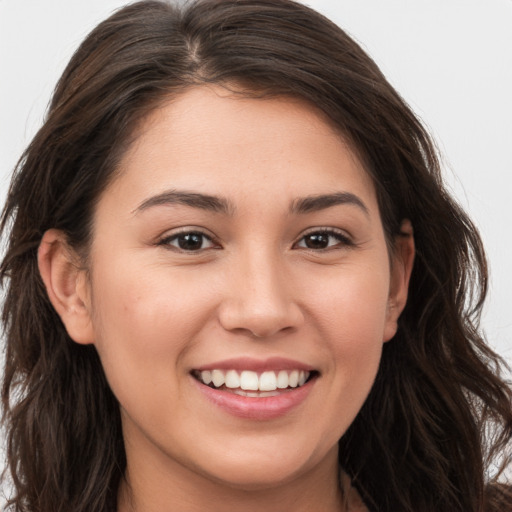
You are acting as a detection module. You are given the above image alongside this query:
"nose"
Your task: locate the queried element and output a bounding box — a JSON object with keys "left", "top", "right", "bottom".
{"left": 217, "top": 249, "right": 304, "bottom": 338}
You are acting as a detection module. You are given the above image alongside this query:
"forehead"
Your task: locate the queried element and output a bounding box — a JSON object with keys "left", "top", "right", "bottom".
{"left": 102, "top": 85, "right": 378, "bottom": 215}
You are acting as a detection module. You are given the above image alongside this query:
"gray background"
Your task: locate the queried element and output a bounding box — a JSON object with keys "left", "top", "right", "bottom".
{"left": 1, "top": 0, "right": 511, "bottom": 501}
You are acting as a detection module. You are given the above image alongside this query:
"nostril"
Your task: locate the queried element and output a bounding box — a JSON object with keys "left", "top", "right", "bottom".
{"left": 217, "top": 301, "right": 304, "bottom": 339}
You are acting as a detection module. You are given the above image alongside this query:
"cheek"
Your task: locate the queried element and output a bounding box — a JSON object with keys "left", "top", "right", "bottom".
{"left": 88, "top": 261, "right": 219, "bottom": 387}
{"left": 302, "top": 263, "right": 389, "bottom": 414}
{"left": 305, "top": 260, "right": 391, "bottom": 341}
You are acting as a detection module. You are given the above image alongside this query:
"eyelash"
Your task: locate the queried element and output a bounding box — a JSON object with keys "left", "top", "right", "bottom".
{"left": 157, "top": 227, "right": 354, "bottom": 253}
{"left": 158, "top": 229, "right": 219, "bottom": 252}
{"left": 294, "top": 228, "right": 354, "bottom": 251}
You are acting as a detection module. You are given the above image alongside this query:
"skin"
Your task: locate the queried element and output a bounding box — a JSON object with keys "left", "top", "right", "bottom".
{"left": 39, "top": 86, "right": 414, "bottom": 512}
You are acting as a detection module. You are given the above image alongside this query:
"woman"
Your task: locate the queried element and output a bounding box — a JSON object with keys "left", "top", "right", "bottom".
{"left": 1, "top": 0, "right": 511, "bottom": 511}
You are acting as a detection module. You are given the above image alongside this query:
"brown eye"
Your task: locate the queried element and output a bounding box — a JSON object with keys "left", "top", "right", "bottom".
{"left": 161, "top": 231, "right": 215, "bottom": 251}
{"left": 295, "top": 230, "right": 352, "bottom": 250}
{"left": 303, "top": 233, "right": 330, "bottom": 249}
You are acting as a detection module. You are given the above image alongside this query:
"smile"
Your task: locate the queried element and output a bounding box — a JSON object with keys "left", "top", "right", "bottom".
{"left": 193, "top": 369, "right": 312, "bottom": 396}
{"left": 191, "top": 357, "right": 318, "bottom": 419}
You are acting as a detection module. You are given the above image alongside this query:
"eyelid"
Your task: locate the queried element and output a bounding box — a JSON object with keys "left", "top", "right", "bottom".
{"left": 157, "top": 226, "right": 221, "bottom": 251}
{"left": 293, "top": 227, "right": 354, "bottom": 250}
{"left": 155, "top": 226, "right": 354, "bottom": 252}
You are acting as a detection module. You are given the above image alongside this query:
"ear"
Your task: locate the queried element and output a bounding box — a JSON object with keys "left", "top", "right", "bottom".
{"left": 38, "top": 229, "right": 95, "bottom": 345}
{"left": 383, "top": 219, "right": 415, "bottom": 342}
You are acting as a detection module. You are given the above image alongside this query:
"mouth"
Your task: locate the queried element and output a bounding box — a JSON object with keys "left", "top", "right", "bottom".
{"left": 192, "top": 368, "right": 316, "bottom": 397}
{"left": 191, "top": 357, "right": 319, "bottom": 419}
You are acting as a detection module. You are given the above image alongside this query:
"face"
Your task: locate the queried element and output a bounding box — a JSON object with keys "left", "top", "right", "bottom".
{"left": 49, "top": 86, "right": 412, "bottom": 492}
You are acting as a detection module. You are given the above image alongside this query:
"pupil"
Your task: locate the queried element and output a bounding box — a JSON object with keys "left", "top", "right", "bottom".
{"left": 306, "top": 233, "right": 328, "bottom": 249}
{"left": 178, "top": 233, "right": 203, "bottom": 250}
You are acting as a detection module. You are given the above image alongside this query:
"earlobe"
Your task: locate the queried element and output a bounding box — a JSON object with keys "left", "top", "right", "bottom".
{"left": 38, "top": 229, "right": 95, "bottom": 345}
{"left": 383, "top": 219, "right": 415, "bottom": 342}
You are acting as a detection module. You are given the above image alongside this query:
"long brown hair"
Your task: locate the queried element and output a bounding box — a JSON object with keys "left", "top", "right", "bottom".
{"left": 1, "top": 1, "right": 511, "bottom": 510}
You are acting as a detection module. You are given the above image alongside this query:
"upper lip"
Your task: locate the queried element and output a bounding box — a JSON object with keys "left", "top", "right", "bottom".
{"left": 193, "top": 357, "right": 316, "bottom": 373}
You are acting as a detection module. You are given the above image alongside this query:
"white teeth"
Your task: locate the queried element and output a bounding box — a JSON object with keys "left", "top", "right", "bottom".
{"left": 211, "top": 369, "right": 225, "bottom": 388}
{"left": 276, "top": 370, "right": 289, "bottom": 389}
{"left": 240, "top": 370, "right": 259, "bottom": 390}
{"left": 201, "top": 370, "right": 212, "bottom": 385}
{"left": 289, "top": 370, "right": 299, "bottom": 388}
{"left": 225, "top": 370, "right": 240, "bottom": 389}
{"left": 197, "top": 369, "right": 311, "bottom": 391}
{"left": 234, "top": 390, "right": 281, "bottom": 397}
{"left": 259, "top": 371, "right": 277, "bottom": 391}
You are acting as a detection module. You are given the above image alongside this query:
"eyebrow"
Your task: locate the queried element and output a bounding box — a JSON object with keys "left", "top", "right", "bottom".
{"left": 133, "top": 190, "right": 235, "bottom": 215}
{"left": 290, "top": 192, "right": 369, "bottom": 216}
{"left": 133, "top": 190, "right": 368, "bottom": 217}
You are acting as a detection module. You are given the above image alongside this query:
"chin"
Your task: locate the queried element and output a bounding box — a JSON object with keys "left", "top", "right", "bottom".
{"left": 205, "top": 461, "right": 309, "bottom": 491}
{"left": 193, "top": 439, "right": 336, "bottom": 491}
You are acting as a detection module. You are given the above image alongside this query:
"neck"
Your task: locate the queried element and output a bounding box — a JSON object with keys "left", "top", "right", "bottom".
{"left": 117, "top": 445, "right": 345, "bottom": 512}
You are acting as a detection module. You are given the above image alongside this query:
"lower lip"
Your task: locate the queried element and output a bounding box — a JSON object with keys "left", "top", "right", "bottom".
{"left": 193, "top": 376, "right": 316, "bottom": 420}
